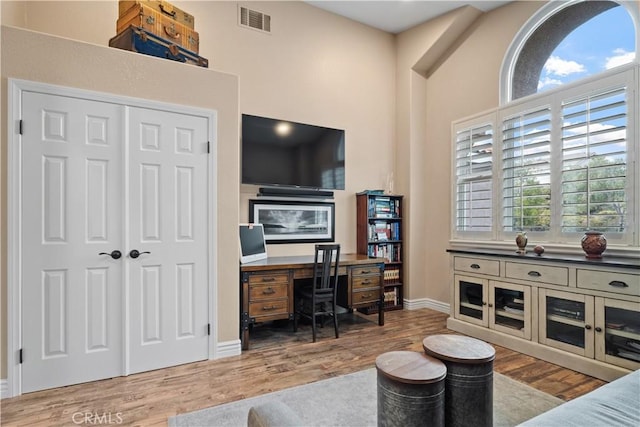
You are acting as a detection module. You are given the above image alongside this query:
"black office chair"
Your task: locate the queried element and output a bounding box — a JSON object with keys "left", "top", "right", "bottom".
{"left": 293, "top": 244, "right": 341, "bottom": 343}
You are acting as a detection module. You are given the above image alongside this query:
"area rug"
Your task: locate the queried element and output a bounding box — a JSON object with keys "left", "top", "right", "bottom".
{"left": 169, "top": 368, "right": 563, "bottom": 427}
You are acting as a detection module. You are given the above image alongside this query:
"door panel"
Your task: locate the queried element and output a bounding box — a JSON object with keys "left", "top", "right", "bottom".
{"left": 127, "top": 107, "right": 209, "bottom": 374}
{"left": 21, "top": 92, "right": 123, "bottom": 393}
{"left": 20, "top": 90, "right": 211, "bottom": 393}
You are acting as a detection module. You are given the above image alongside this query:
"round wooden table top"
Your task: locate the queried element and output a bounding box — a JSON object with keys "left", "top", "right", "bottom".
{"left": 375, "top": 351, "right": 446, "bottom": 384}
{"left": 422, "top": 334, "right": 495, "bottom": 364}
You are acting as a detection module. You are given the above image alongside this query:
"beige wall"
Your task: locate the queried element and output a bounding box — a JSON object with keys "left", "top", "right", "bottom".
{"left": 0, "top": 0, "right": 396, "bottom": 380}
{"left": 395, "top": 1, "right": 544, "bottom": 306}
{"left": 0, "top": 0, "right": 555, "bottom": 385}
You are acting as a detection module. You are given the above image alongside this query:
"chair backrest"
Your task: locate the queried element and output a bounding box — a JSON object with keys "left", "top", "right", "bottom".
{"left": 312, "top": 244, "right": 341, "bottom": 296}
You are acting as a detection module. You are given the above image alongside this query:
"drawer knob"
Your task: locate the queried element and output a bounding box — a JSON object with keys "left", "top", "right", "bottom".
{"left": 595, "top": 326, "right": 603, "bottom": 333}
{"left": 261, "top": 277, "right": 276, "bottom": 282}
{"left": 470, "top": 264, "right": 481, "bottom": 269}
{"left": 361, "top": 293, "right": 372, "bottom": 299}
{"left": 585, "top": 324, "right": 592, "bottom": 330}
{"left": 608, "top": 280, "right": 628, "bottom": 288}
{"left": 262, "top": 305, "right": 278, "bottom": 311}
{"left": 361, "top": 280, "right": 371, "bottom": 285}
{"left": 262, "top": 287, "right": 276, "bottom": 295}
{"left": 528, "top": 271, "right": 541, "bottom": 277}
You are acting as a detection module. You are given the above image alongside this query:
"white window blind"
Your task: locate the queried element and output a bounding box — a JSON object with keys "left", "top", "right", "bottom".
{"left": 502, "top": 107, "right": 552, "bottom": 232}
{"left": 455, "top": 123, "right": 493, "bottom": 232}
{"left": 561, "top": 86, "right": 628, "bottom": 233}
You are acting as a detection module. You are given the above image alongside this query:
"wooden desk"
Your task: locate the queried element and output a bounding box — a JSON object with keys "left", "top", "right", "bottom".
{"left": 240, "top": 254, "right": 386, "bottom": 350}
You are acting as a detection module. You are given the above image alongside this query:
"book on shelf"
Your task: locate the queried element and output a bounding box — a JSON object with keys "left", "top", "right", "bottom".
{"left": 367, "top": 243, "right": 401, "bottom": 263}
{"left": 383, "top": 266, "right": 401, "bottom": 284}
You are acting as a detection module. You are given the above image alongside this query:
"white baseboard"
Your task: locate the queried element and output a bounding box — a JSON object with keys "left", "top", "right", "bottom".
{"left": 215, "top": 339, "right": 242, "bottom": 358}
{"left": 1, "top": 379, "right": 9, "bottom": 399}
{"left": 404, "top": 298, "right": 450, "bottom": 314}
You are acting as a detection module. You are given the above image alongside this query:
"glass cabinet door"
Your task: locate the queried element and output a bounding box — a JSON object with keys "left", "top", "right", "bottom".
{"left": 595, "top": 298, "right": 640, "bottom": 370}
{"left": 454, "top": 275, "right": 488, "bottom": 327}
{"left": 539, "top": 289, "right": 594, "bottom": 357}
{"left": 490, "top": 281, "right": 531, "bottom": 340}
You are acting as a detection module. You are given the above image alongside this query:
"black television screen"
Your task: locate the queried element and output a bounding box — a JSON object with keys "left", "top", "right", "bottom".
{"left": 241, "top": 114, "right": 345, "bottom": 190}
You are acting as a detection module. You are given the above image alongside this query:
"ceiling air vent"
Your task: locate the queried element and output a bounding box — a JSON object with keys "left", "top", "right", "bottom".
{"left": 239, "top": 6, "right": 271, "bottom": 33}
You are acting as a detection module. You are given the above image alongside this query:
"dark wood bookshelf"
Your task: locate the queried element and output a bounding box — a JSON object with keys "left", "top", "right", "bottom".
{"left": 356, "top": 191, "right": 404, "bottom": 313}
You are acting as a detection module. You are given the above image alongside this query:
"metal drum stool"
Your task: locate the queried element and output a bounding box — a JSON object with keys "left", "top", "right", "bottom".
{"left": 375, "top": 350, "right": 447, "bottom": 427}
{"left": 422, "top": 335, "right": 495, "bottom": 427}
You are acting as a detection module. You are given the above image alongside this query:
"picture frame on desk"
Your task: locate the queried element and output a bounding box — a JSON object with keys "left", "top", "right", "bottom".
{"left": 249, "top": 199, "right": 335, "bottom": 244}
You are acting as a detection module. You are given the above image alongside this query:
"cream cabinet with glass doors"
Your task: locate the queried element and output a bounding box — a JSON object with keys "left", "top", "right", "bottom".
{"left": 454, "top": 274, "right": 532, "bottom": 340}
{"left": 448, "top": 250, "right": 639, "bottom": 381}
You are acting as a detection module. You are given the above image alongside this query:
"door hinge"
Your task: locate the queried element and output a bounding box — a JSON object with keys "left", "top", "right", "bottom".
{"left": 207, "top": 323, "right": 211, "bottom": 336}
{"left": 207, "top": 141, "right": 210, "bottom": 154}
{"left": 19, "top": 348, "right": 23, "bottom": 364}
{"left": 19, "top": 120, "right": 23, "bottom": 135}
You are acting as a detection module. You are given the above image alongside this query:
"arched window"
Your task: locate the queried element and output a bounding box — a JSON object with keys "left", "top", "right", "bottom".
{"left": 501, "top": 0, "right": 638, "bottom": 104}
{"left": 454, "top": 1, "right": 639, "bottom": 249}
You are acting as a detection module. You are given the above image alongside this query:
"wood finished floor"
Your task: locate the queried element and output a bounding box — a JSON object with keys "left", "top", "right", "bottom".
{"left": 0, "top": 308, "right": 606, "bottom": 426}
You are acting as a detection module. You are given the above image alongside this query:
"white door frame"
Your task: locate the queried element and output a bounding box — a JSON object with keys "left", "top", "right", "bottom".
{"left": 7, "top": 78, "right": 218, "bottom": 397}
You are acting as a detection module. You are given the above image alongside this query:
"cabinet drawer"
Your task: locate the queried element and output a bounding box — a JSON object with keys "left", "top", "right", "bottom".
{"left": 351, "top": 265, "right": 383, "bottom": 277}
{"left": 352, "top": 289, "right": 379, "bottom": 305}
{"left": 506, "top": 262, "right": 568, "bottom": 286}
{"left": 249, "top": 283, "right": 288, "bottom": 301}
{"left": 577, "top": 269, "right": 639, "bottom": 297}
{"left": 454, "top": 256, "right": 500, "bottom": 276}
{"left": 353, "top": 275, "right": 380, "bottom": 291}
{"left": 248, "top": 272, "right": 290, "bottom": 286}
{"left": 249, "top": 298, "right": 288, "bottom": 317}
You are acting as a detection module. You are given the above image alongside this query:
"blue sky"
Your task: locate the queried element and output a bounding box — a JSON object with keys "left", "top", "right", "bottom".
{"left": 538, "top": 6, "right": 636, "bottom": 91}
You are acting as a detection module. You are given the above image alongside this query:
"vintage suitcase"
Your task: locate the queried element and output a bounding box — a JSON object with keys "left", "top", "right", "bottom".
{"left": 119, "top": 0, "right": 194, "bottom": 29}
{"left": 117, "top": 2, "right": 199, "bottom": 53}
{"left": 109, "top": 26, "right": 208, "bottom": 68}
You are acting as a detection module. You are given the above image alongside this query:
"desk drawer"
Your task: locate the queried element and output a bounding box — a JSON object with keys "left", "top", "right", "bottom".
{"left": 351, "top": 265, "right": 383, "bottom": 277}
{"left": 454, "top": 256, "right": 500, "bottom": 276}
{"left": 249, "top": 298, "right": 288, "bottom": 317}
{"left": 353, "top": 275, "right": 380, "bottom": 291}
{"left": 249, "top": 283, "right": 288, "bottom": 301}
{"left": 248, "top": 272, "right": 290, "bottom": 286}
{"left": 577, "top": 269, "right": 639, "bottom": 297}
{"left": 352, "top": 289, "right": 379, "bottom": 305}
{"left": 506, "top": 262, "right": 568, "bottom": 286}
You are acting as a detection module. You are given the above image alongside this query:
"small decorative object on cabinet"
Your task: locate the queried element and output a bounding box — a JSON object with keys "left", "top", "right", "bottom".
{"left": 356, "top": 191, "right": 404, "bottom": 313}
{"left": 581, "top": 231, "right": 607, "bottom": 259}
{"left": 515, "top": 232, "right": 528, "bottom": 254}
{"left": 533, "top": 245, "right": 545, "bottom": 255}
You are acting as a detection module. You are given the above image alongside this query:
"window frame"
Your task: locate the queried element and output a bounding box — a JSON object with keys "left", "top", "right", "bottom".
{"left": 499, "top": 0, "right": 640, "bottom": 105}
{"left": 452, "top": 64, "right": 639, "bottom": 251}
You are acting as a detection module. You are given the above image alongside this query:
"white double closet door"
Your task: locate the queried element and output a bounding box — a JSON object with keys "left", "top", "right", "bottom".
{"left": 20, "top": 89, "right": 210, "bottom": 393}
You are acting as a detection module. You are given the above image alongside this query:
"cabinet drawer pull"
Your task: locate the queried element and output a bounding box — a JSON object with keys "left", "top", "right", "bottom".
{"left": 360, "top": 279, "right": 371, "bottom": 285}
{"left": 260, "top": 277, "right": 276, "bottom": 282}
{"left": 595, "top": 326, "right": 603, "bottom": 333}
{"left": 528, "top": 271, "right": 541, "bottom": 277}
{"left": 470, "top": 264, "right": 481, "bottom": 269}
{"left": 584, "top": 324, "right": 592, "bottom": 330}
{"left": 360, "top": 293, "right": 373, "bottom": 299}
{"left": 262, "top": 305, "right": 278, "bottom": 311}
{"left": 360, "top": 269, "right": 373, "bottom": 274}
{"left": 608, "top": 280, "right": 628, "bottom": 288}
{"left": 262, "top": 287, "right": 276, "bottom": 295}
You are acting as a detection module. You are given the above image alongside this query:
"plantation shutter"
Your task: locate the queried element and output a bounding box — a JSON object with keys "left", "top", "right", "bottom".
{"left": 455, "top": 122, "right": 493, "bottom": 232}
{"left": 561, "top": 86, "right": 628, "bottom": 233}
{"left": 502, "top": 106, "right": 552, "bottom": 232}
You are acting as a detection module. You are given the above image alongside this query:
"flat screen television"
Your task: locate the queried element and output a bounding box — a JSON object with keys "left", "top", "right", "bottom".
{"left": 241, "top": 114, "right": 345, "bottom": 190}
{"left": 239, "top": 223, "right": 268, "bottom": 264}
